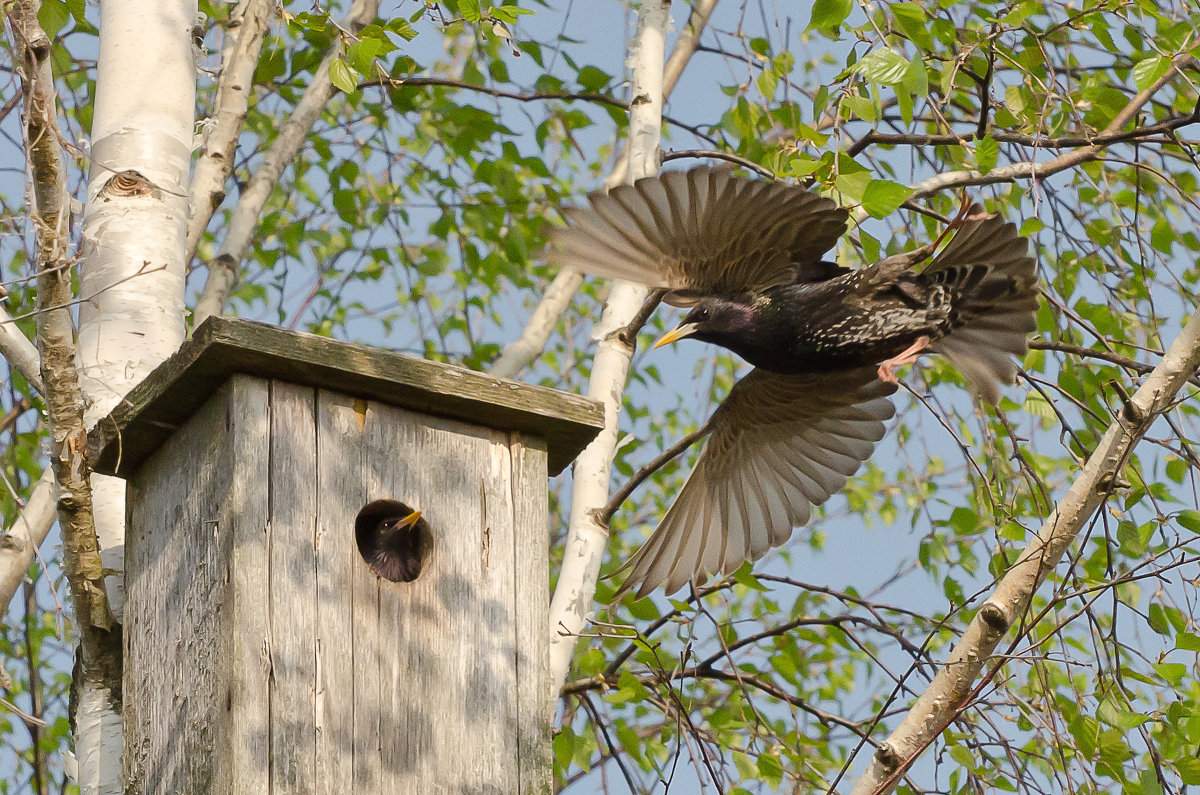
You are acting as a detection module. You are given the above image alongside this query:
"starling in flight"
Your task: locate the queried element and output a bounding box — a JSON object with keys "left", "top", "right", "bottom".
{"left": 548, "top": 167, "right": 1038, "bottom": 597}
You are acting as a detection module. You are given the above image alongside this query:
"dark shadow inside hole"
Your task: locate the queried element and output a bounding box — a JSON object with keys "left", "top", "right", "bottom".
{"left": 355, "top": 499, "right": 434, "bottom": 582}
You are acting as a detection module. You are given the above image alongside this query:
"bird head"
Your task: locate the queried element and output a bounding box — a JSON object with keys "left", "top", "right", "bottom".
{"left": 378, "top": 510, "right": 423, "bottom": 539}
{"left": 652, "top": 297, "right": 758, "bottom": 351}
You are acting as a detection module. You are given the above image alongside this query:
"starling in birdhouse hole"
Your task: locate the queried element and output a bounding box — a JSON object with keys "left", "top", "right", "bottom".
{"left": 546, "top": 167, "right": 1039, "bottom": 597}
{"left": 355, "top": 499, "right": 431, "bottom": 582}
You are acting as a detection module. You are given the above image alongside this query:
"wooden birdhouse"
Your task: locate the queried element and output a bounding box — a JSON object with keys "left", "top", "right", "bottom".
{"left": 88, "top": 317, "right": 604, "bottom": 793}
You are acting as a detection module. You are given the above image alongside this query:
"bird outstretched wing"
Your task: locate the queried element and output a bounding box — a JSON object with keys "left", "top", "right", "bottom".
{"left": 547, "top": 168, "right": 849, "bottom": 295}
{"left": 618, "top": 367, "right": 896, "bottom": 598}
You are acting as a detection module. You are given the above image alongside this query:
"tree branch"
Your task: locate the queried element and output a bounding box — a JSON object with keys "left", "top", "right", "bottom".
{"left": 0, "top": 303, "right": 44, "bottom": 394}
{"left": 8, "top": 0, "right": 116, "bottom": 650}
{"left": 908, "top": 58, "right": 1191, "bottom": 200}
{"left": 849, "top": 103, "right": 1200, "bottom": 154}
{"left": 192, "top": 0, "right": 382, "bottom": 326}
{"left": 1029, "top": 338, "right": 1200, "bottom": 387}
{"left": 849, "top": 305, "right": 1200, "bottom": 794}
{"left": 184, "top": 0, "right": 273, "bottom": 262}
{"left": 0, "top": 468, "right": 57, "bottom": 613}
{"left": 488, "top": 270, "right": 583, "bottom": 379}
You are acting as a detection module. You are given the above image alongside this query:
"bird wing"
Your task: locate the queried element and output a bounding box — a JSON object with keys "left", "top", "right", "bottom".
{"left": 619, "top": 367, "right": 896, "bottom": 598}
{"left": 547, "top": 168, "right": 850, "bottom": 295}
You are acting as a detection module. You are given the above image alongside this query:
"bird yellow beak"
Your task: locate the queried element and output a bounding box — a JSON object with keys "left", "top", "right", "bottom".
{"left": 398, "top": 510, "right": 422, "bottom": 529}
{"left": 651, "top": 322, "right": 700, "bottom": 350}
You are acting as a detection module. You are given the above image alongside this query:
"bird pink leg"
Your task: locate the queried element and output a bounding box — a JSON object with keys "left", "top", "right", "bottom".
{"left": 877, "top": 336, "right": 931, "bottom": 384}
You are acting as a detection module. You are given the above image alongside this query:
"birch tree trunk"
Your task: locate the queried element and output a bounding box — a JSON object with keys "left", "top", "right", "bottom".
{"left": 73, "top": 0, "right": 196, "bottom": 789}
{"left": 546, "top": 0, "right": 670, "bottom": 701}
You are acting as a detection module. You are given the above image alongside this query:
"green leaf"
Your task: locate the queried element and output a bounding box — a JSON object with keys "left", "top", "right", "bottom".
{"left": 891, "top": 3, "right": 933, "bottom": 50}
{"left": 1140, "top": 769, "right": 1165, "bottom": 795}
{"left": 387, "top": 17, "right": 419, "bottom": 41}
{"left": 842, "top": 95, "right": 878, "bottom": 123}
{"left": 37, "top": 0, "right": 70, "bottom": 36}
{"left": 1178, "top": 756, "right": 1200, "bottom": 785}
{"left": 460, "top": 0, "right": 483, "bottom": 23}
{"left": 757, "top": 753, "right": 784, "bottom": 788}
{"left": 576, "top": 65, "right": 611, "bottom": 91}
{"left": 834, "top": 171, "right": 871, "bottom": 203}
{"left": 861, "top": 180, "right": 913, "bottom": 218}
{"left": 1096, "top": 699, "right": 1150, "bottom": 729}
{"left": 1175, "top": 632, "right": 1200, "bottom": 652}
{"left": 948, "top": 744, "right": 974, "bottom": 767}
{"left": 733, "top": 562, "right": 768, "bottom": 591}
{"left": 491, "top": 4, "right": 535, "bottom": 23}
{"left": 347, "top": 38, "right": 382, "bottom": 74}
{"left": 1147, "top": 603, "right": 1171, "bottom": 635}
{"left": 1132, "top": 56, "right": 1170, "bottom": 91}
{"left": 975, "top": 135, "right": 998, "bottom": 174}
{"left": 807, "top": 0, "right": 852, "bottom": 36}
{"left": 853, "top": 48, "right": 911, "bottom": 86}
{"left": 552, "top": 727, "right": 575, "bottom": 771}
{"left": 328, "top": 59, "right": 360, "bottom": 94}
{"left": 1175, "top": 509, "right": 1200, "bottom": 534}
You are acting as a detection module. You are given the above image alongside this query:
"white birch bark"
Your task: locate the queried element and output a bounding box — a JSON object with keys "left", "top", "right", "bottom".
{"left": 546, "top": 0, "right": 670, "bottom": 700}
{"left": 489, "top": 0, "right": 718, "bottom": 380}
{"left": 0, "top": 304, "right": 44, "bottom": 394}
{"left": 849, "top": 308, "right": 1200, "bottom": 795}
{"left": 74, "top": 1, "right": 197, "bottom": 790}
{"left": 0, "top": 469, "right": 57, "bottom": 611}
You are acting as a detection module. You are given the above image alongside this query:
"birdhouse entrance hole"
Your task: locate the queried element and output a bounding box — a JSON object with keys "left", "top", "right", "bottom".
{"left": 355, "top": 499, "right": 434, "bottom": 582}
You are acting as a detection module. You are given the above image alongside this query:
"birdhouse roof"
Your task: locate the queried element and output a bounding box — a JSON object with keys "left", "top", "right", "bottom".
{"left": 88, "top": 316, "right": 604, "bottom": 476}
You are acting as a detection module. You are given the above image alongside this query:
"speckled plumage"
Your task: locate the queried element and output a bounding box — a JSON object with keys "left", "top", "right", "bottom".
{"left": 546, "top": 167, "right": 1039, "bottom": 596}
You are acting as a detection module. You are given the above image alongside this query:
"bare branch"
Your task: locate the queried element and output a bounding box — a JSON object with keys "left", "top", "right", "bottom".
{"left": 849, "top": 103, "right": 1199, "bottom": 154}
{"left": 0, "top": 303, "right": 44, "bottom": 394}
{"left": 0, "top": 468, "right": 57, "bottom": 612}
{"left": 8, "top": 0, "right": 116, "bottom": 643}
{"left": 185, "top": 0, "right": 273, "bottom": 262}
{"left": 192, "top": 0, "right": 382, "bottom": 326}
{"left": 489, "top": 270, "right": 582, "bottom": 378}
{"left": 849, "top": 306, "right": 1200, "bottom": 794}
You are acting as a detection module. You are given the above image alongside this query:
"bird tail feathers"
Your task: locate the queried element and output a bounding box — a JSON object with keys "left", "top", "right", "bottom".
{"left": 925, "top": 213, "right": 1038, "bottom": 402}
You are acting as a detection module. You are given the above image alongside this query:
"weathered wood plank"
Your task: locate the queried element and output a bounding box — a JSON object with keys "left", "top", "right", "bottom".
{"left": 511, "top": 434, "right": 553, "bottom": 795}
{"left": 88, "top": 316, "right": 603, "bottom": 477}
{"left": 313, "top": 391, "right": 362, "bottom": 791}
{"left": 124, "top": 380, "right": 236, "bottom": 792}
{"left": 223, "top": 376, "right": 273, "bottom": 795}
{"left": 268, "top": 381, "right": 318, "bottom": 793}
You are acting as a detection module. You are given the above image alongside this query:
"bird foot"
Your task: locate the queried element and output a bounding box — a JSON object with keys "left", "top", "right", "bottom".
{"left": 877, "top": 336, "right": 931, "bottom": 384}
